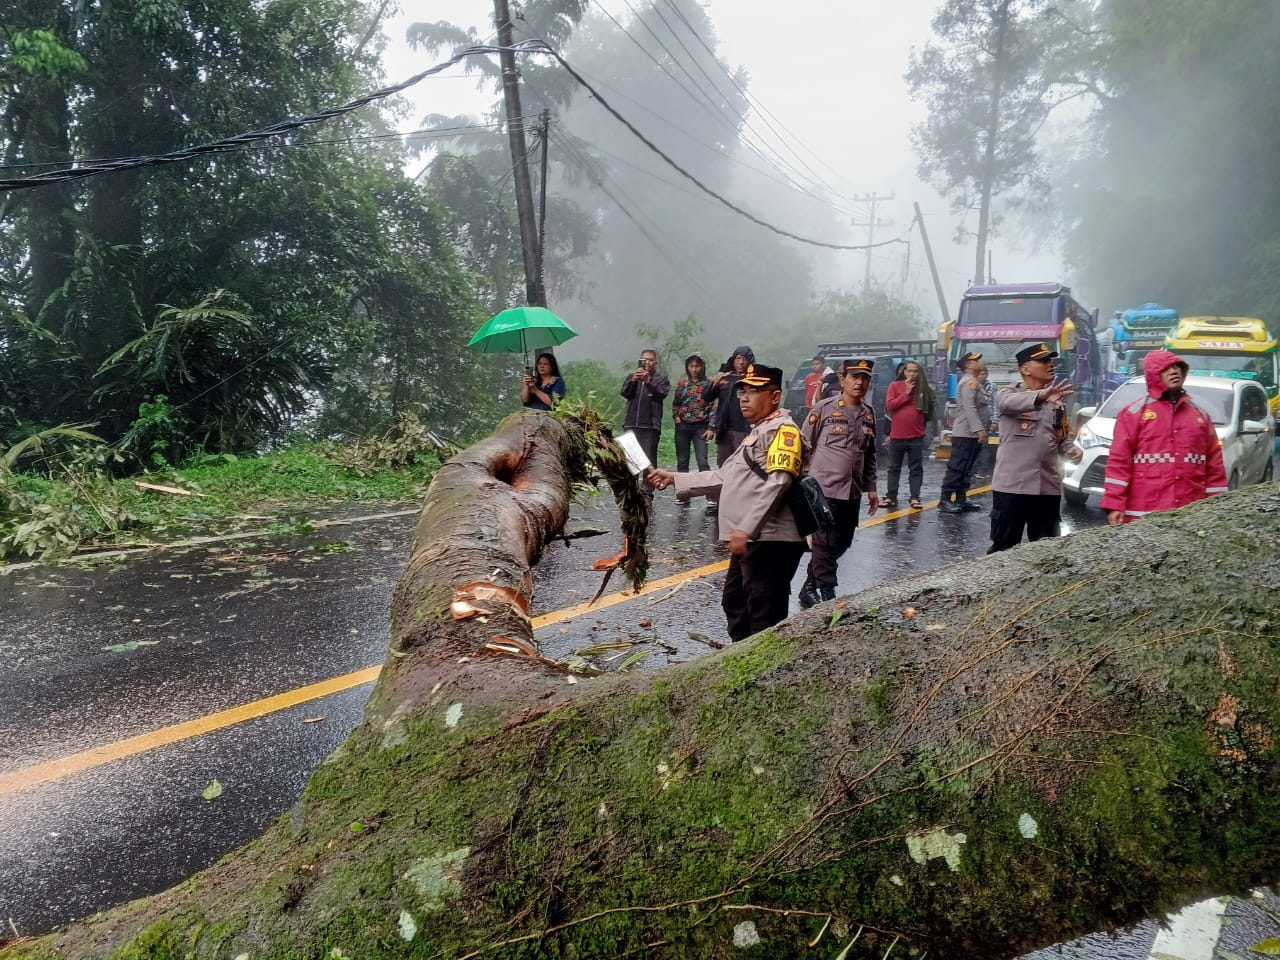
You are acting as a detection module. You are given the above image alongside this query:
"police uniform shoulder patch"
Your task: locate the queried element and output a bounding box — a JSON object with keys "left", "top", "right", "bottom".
{"left": 967, "top": 382, "right": 977, "bottom": 390}
{"left": 808, "top": 412, "right": 818, "bottom": 424}
{"left": 766, "top": 423, "right": 802, "bottom": 476}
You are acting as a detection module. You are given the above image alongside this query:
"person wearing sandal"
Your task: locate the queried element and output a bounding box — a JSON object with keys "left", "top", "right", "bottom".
{"left": 883, "top": 359, "right": 932, "bottom": 511}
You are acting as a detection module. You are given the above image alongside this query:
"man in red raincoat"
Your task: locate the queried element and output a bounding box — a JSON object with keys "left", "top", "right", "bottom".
{"left": 1100, "top": 349, "right": 1228, "bottom": 524}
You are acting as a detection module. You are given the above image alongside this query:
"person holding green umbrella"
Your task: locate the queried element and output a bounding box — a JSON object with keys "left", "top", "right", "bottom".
{"left": 468, "top": 305, "right": 578, "bottom": 404}
{"left": 522, "top": 352, "right": 566, "bottom": 410}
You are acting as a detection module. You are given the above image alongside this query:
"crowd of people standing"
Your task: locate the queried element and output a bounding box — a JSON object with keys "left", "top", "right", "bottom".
{"left": 524, "top": 339, "right": 1230, "bottom": 644}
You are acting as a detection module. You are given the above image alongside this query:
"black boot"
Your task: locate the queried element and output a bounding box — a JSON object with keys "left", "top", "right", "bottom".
{"left": 818, "top": 585, "right": 836, "bottom": 603}
{"left": 798, "top": 576, "right": 819, "bottom": 609}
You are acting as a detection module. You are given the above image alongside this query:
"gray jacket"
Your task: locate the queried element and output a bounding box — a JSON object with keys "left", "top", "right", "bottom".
{"left": 801, "top": 396, "right": 877, "bottom": 502}
{"left": 674, "top": 411, "right": 803, "bottom": 542}
{"left": 952, "top": 373, "right": 987, "bottom": 438}
{"left": 992, "top": 384, "right": 1076, "bottom": 495}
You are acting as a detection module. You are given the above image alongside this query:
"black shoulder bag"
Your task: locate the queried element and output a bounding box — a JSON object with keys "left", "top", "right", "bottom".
{"left": 741, "top": 443, "right": 835, "bottom": 537}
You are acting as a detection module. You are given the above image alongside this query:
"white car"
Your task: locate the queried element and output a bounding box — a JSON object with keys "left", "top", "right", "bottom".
{"left": 1063, "top": 374, "right": 1275, "bottom": 507}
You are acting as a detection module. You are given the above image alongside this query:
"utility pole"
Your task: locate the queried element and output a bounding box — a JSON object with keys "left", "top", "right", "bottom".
{"left": 494, "top": 0, "right": 541, "bottom": 307}
{"left": 535, "top": 109, "right": 551, "bottom": 308}
{"left": 914, "top": 202, "right": 951, "bottom": 326}
{"left": 851, "top": 191, "right": 894, "bottom": 291}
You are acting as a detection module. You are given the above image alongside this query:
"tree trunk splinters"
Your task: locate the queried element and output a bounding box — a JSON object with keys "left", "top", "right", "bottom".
{"left": 14, "top": 414, "right": 1280, "bottom": 960}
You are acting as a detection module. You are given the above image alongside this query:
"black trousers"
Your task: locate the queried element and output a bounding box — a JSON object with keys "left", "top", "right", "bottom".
{"left": 941, "top": 435, "right": 982, "bottom": 503}
{"left": 987, "top": 491, "right": 1061, "bottom": 553}
{"left": 723, "top": 540, "right": 806, "bottom": 642}
{"left": 674, "top": 422, "right": 710, "bottom": 472}
{"left": 806, "top": 496, "right": 861, "bottom": 589}
{"left": 885, "top": 436, "right": 925, "bottom": 501}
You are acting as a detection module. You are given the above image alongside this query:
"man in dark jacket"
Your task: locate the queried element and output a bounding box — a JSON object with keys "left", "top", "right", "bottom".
{"left": 621, "top": 349, "right": 670, "bottom": 467}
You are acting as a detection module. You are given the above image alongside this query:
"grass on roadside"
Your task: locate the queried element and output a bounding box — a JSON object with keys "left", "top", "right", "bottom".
{"left": 1, "top": 443, "right": 442, "bottom": 562}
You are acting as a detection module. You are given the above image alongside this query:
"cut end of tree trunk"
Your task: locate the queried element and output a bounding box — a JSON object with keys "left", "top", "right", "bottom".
{"left": 17, "top": 413, "right": 1280, "bottom": 959}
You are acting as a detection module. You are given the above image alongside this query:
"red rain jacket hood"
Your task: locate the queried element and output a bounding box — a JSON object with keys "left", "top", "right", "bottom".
{"left": 1101, "top": 350, "right": 1227, "bottom": 518}
{"left": 1143, "top": 349, "right": 1189, "bottom": 399}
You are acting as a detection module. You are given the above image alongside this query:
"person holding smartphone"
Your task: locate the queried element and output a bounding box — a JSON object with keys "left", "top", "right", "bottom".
{"left": 522, "top": 352, "right": 566, "bottom": 410}
{"left": 620, "top": 349, "right": 670, "bottom": 467}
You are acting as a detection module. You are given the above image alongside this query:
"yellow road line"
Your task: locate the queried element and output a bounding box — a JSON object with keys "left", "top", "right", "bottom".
{"left": 0, "top": 485, "right": 991, "bottom": 797}
{"left": 0, "top": 668, "right": 381, "bottom": 798}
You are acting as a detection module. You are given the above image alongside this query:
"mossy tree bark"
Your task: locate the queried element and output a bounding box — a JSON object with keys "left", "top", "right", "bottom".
{"left": 18, "top": 414, "right": 1280, "bottom": 960}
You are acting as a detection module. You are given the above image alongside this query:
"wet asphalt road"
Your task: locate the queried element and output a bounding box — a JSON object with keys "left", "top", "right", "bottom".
{"left": 1, "top": 456, "right": 1272, "bottom": 957}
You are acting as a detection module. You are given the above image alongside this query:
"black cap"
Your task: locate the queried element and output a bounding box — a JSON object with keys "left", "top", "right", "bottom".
{"left": 840, "top": 358, "right": 874, "bottom": 377}
{"left": 1015, "top": 343, "right": 1059, "bottom": 365}
{"left": 735, "top": 363, "right": 784, "bottom": 389}
{"left": 957, "top": 351, "right": 982, "bottom": 369}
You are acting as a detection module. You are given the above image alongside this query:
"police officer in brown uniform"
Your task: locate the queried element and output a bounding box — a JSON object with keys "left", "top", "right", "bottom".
{"left": 648, "top": 364, "right": 806, "bottom": 641}
{"left": 797, "top": 358, "right": 880, "bottom": 608}
{"left": 987, "top": 342, "right": 1082, "bottom": 553}
{"left": 939, "top": 351, "right": 987, "bottom": 513}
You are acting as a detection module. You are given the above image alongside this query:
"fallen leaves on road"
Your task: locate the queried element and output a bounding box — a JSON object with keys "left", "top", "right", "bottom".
{"left": 202, "top": 779, "right": 224, "bottom": 801}
{"left": 302, "top": 717, "right": 326, "bottom": 724}
{"left": 101, "top": 640, "right": 160, "bottom": 653}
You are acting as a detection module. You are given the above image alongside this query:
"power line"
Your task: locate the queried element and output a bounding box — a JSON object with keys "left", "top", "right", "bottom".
{"left": 555, "top": 130, "right": 717, "bottom": 301}
{"left": 562, "top": 63, "right": 867, "bottom": 221}
{"left": 655, "top": 0, "right": 862, "bottom": 202}
{"left": 0, "top": 44, "right": 506, "bottom": 192}
{"left": 597, "top": 0, "right": 856, "bottom": 214}
{"left": 533, "top": 41, "right": 910, "bottom": 253}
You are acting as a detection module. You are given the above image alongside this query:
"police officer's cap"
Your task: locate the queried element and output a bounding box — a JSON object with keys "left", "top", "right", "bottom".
{"left": 735, "top": 363, "right": 784, "bottom": 390}
{"left": 1015, "top": 343, "right": 1059, "bottom": 365}
{"left": 840, "top": 358, "right": 874, "bottom": 378}
{"left": 957, "top": 351, "right": 982, "bottom": 369}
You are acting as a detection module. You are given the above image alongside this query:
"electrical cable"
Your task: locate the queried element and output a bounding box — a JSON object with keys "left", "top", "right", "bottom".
{"left": 555, "top": 130, "right": 717, "bottom": 301}
{"left": 655, "top": 0, "right": 861, "bottom": 201}
{"left": 533, "top": 41, "right": 909, "bottom": 253}
{"left": 643, "top": 0, "right": 847, "bottom": 201}
{"left": 0, "top": 43, "right": 506, "bottom": 192}
{"left": 564, "top": 63, "right": 867, "bottom": 221}
{"left": 595, "top": 0, "right": 856, "bottom": 213}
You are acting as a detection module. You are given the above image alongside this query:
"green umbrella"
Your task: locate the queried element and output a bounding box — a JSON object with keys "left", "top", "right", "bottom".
{"left": 467, "top": 306, "right": 578, "bottom": 368}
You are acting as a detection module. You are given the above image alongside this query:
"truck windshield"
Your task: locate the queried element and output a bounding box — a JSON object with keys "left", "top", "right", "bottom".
{"left": 956, "top": 340, "right": 1049, "bottom": 366}
{"left": 1177, "top": 351, "right": 1276, "bottom": 389}
{"left": 961, "top": 298, "right": 1057, "bottom": 325}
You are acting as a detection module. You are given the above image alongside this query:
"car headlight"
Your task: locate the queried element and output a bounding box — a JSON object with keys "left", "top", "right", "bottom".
{"left": 1075, "top": 424, "right": 1109, "bottom": 450}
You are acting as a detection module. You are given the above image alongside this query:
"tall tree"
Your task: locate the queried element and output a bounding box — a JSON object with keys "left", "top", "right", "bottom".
{"left": 907, "top": 0, "right": 1061, "bottom": 286}
{"left": 1, "top": 0, "right": 502, "bottom": 451}
{"left": 1061, "top": 0, "right": 1280, "bottom": 319}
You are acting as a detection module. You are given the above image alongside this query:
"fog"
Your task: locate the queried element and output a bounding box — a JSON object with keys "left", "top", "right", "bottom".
{"left": 380, "top": 0, "right": 1065, "bottom": 363}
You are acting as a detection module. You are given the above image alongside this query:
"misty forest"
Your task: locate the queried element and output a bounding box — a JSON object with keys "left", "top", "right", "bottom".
{"left": 5, "top": 0, "right": 1280, "bottom": 958}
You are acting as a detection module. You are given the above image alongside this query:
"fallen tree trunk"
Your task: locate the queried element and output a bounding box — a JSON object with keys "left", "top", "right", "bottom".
{"left": 15, "top": 413, "right": 1280, "bottom": 960}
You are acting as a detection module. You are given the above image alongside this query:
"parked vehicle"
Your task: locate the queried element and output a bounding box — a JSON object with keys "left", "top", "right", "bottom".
{"left": 1062, "top": 374, "right": 1275, "bottom": 506}
{"left": 1098, "top": 303, "right": 1179, "bottom": 398}
{"left": 1163, "top": 315, "right": 1278, "bottom": 426}
{"left": 784, "top": 339, "right": 943, "bottom": 453}
{"left": 938, "top": 283, "right": 1102, "bottom": 457}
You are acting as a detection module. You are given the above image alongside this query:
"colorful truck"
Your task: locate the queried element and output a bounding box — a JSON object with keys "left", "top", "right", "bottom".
{"left": 937, "top": 282, "right": 1102, "bottom": 454}
{"left": 1164, "top": 315, "right": 1279, "bottom": 422}
{"left": 1099, "top": 303, "right": 1179, "bottom": 398}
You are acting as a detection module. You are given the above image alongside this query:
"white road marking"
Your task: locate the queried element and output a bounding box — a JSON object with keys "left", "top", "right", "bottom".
{"left": 1147, "top": 897, "right": 1228, "bottom": 960}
